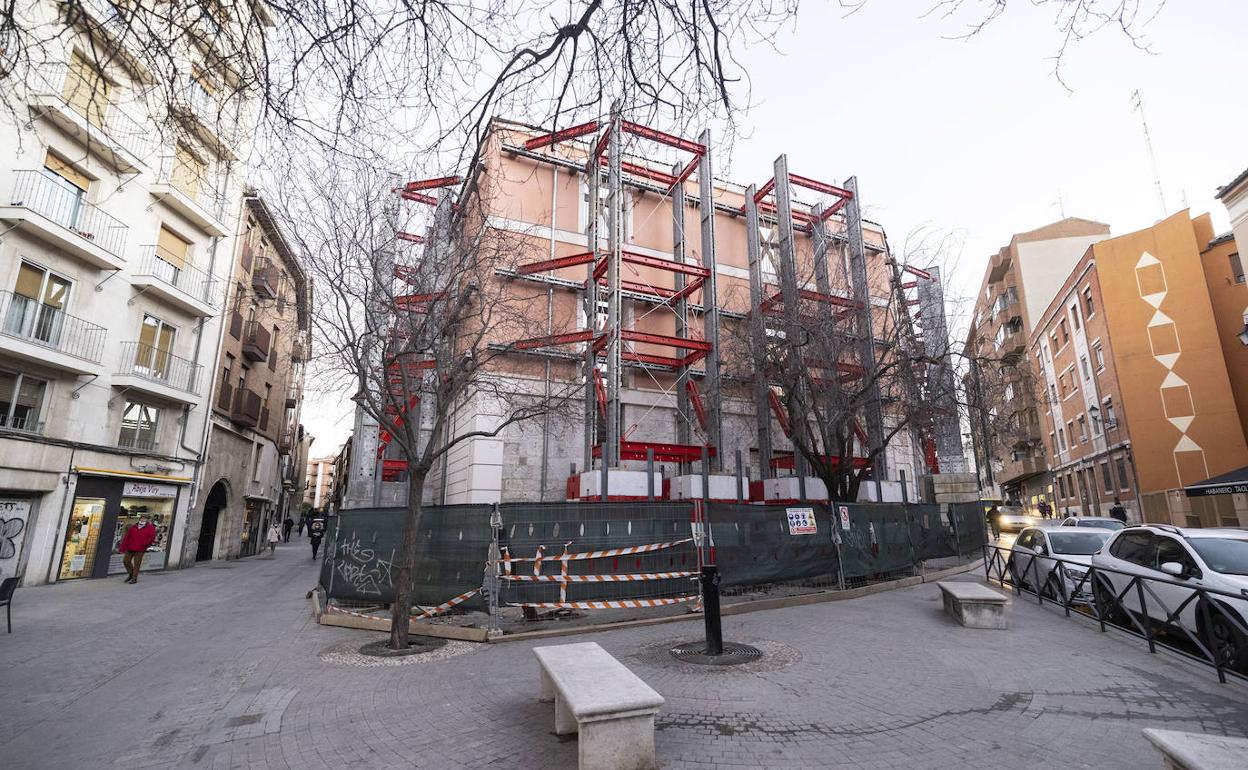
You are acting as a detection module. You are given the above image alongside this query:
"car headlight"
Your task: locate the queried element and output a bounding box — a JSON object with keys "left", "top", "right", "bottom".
{"left": 1061, "top": 567, "right": 1086, "bottom": 581}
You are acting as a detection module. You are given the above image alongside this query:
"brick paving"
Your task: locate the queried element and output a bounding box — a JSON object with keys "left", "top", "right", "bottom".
{"left": 2, "top": 540, "right": 1246, "bottom": 769}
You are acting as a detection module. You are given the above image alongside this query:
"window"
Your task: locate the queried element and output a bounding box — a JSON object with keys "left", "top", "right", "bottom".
{"left": 1051, "top": 331, "right": 1059, "bottom": 349}
{"left": 1070, "top": 303, "right": 1081, "bottom": 330}
{"left": 1057, "top": 427, "right": 1067, "bottom": 451}
{"left": 155, "top": 226, "right": 192, "bottom": 281}
{"left": 1093, "top": 344, "right": 1104, "bottom": 371}
{"left": 1101, "top": 462, "right": 1113, "bottom": 494}
{"left": 1154, "top": 537, "right": 1199, "bottom": 576}
{"left": 5, "top": 261, "right": 72, "bottom": 346}
{"left": 1059, "top": 319, "right": 1069, "bottom": 344}
{"left": 62, "top": 50, "right": 112, "bottom": 128}
{"left": 1077, "top": 415, "right": 1087, "bottom": 442}
{"left": 119, "top": 400, "right": 160, "bottom": 449}
{"left": 42, "top": 152, "right": 91, "bottom": 231}
{"left": 171, "top": 143, "right": 205, "bottom": 199}
{"left": 1057, "top": 474, "right": 1067, "bottom": 499}
{"left": 1084, "top": 287, "right": 1095, "bottom": 315}
{"left": 1115, "top": 457, "right": 1130, "bottom": 490}
{"left": 268, "top": 326, "right": 279, "bottom": 371}
{"left": 136, "top": 314, "right": 177, "bottom": 380}
{"left": 222, "top": 353, "right": 234, "bottom": 388}
{"left": 1080, "top": 356, "right": 1090, "bottom": 380}
{"left": 1067, "top": 420, "right": 1076, "bottom": 445}
{"left": 0, "top": 371, "right": 48, "bottom": 432}
{"left": 1231, "top": 252, "right": 1245, "bottom": 284}
{"left": 1104, "top": 398, "right": 1116, "bottom": 427}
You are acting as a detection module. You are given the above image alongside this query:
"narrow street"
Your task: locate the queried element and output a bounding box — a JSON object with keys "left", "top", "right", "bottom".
{"left": 3, "top": 541, "right": 1247, "bottom": 769}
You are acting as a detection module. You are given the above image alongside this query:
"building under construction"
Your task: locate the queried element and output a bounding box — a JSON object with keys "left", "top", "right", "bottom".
{"left": 338, "top": 112, "right": 966, "bottom": 509}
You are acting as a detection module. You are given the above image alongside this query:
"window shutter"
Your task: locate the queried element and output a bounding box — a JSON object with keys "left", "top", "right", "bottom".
{"left": 156, "top": 226, "right": 191, "bottom": 270}
{"left": 44, "top": 151, "right": 91, "bottom": 192}
{"left": 63, "top": 51, "right": 111, "bottom": 129}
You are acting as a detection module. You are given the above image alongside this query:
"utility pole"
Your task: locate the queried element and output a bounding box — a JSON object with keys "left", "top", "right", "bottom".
{"left": 1130, "top": 90, "right": 1167, "bottom": 220}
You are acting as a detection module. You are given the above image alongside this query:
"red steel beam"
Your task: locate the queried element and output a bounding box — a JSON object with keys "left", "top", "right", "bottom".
{"left": 516, "top": 251, "right": 595, "bottom": 275}
{"left": 769, "top": 453, "right": 869, "bottom": 470}
{"left": 767, "top": 390, "right": 792, "bottom": 437}
{"left": 524, "top": 121, "right": 600, "bottom": 151}
{"left": 686, "top": 380, "right": 707, "bottom": 429}
{"left": 623, "top": 250, "right": 710, "bottom": 278}
{"left": 903, "top": 265, "right": 933, "bottom": 280}
{"left": 396, "top": 231, "right": 425, "bottom": 244}
{"left": 818, "top": 197, "right": 851, "bottom": 222}
{"left": 614, "top": 159, "right": 679, "bottom": 187}
{"left": 593, "top": 369, "right": 607, "bottom": 419}
{"left": 669, "top": 155, "right": 701, "bottom": 192}
{"left": 620, "top": 329, "right": 711, "bottom": 351}
{"left": 900, "top": 281, "right": 918, "bottom": 289}
{"left": 592, "top": 127, "right": 612, "bottom": 160}
{"left": 403, "top": 175, "right": 461, "bottom": 192}
{"left": 399, "top": 190, "right": 438, "bottom": 206}
{"left": 620, "top": 121, "right": 705, "bottom": 155}
{"left": 594, "top": 441, "right": 718, "bottom": 462}
{"left": 513, "top": 329, "right": 595, "bottom": 350}
{"left": 788, "top": 173, "right": 853, "bottom": 200}
{"left": 751, "top": 178, "right": 777, "bottom": 205}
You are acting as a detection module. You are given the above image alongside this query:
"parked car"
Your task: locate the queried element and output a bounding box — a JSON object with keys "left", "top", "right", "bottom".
{"left": 1091, "top": 525, "right": 1248, "bottom": 674}
{"left": 1060, "top": 516, "right": 1126, "bottom": 531}
{"left": 996, "top": 506, "right": 1035, "bottom": 533}
{"left": 1006, "top": 526, "right": 1113, "bottom": 603}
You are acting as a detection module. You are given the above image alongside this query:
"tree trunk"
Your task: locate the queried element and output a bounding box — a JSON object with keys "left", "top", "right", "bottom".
{"left": 389, "top": 467, "right": 427, "bottom": 649}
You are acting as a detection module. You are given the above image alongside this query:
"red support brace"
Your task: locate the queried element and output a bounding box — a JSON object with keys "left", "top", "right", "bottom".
{"left": 904, "top": 265, "right": 933, "bottom": 280}
{"left": 513, "top": 330, "right": 595, "bottom": 350}
{"left": 402, "top": 176, "right": 461, "bottom": 192}
{"left": 818, "top": 197, "right": 851, "bottom": 222}
{"left": 593, "top": 441, "right": 717, "bottom": 463}
{"left": 767, "top": 390, "right": 792, "bottom": 437}
{"left": 669, "top": 155, "right": 701, "bottom": 192}
{"left": 593, "top": 369, "right": 607, "bottom": 419}
{"left": 396, "top": 231, "right": 425, "bottom": 244}
{"left": 516, "top": 251, "right": 595, "bottom": 275}
{"left": 399, "top": 190, "right": 438, "bottom": 206}
{"left": 620, "top": 121, "right": 705, "bottom": 155}
{"left": 788, "top": 173, "right": 853, "bottom": 200}
{"left": 686, "top": 380, "right": 707, "bottom": 429}
{"left": 751, "top": 178, "right": 776, "bottom": 206}
{"left": 524, "top": 121, "right": 600, "bottom": 151}
{"left": 900, "top": 281, "right": 918, "bottom": 289}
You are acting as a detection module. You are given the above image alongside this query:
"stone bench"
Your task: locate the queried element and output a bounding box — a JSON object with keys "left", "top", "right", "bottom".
{"left": 937, "top": 581, "right": 1009, "bottom": 629}
{"left": 1143, "top": 728, "right": 1248, "bottom": 769}
{"left": 534, "top": 641, "right": 664, "bottom": 770}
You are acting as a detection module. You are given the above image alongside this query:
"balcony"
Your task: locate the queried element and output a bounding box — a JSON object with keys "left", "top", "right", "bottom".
{"left": 230, "top": 386, "right": 262, "bottom": 427}
{"left": 61, "top": 0, "right": 154, "bottom": 83}
{"left": 170, "top": 81, "right": 240, "bottom": 161}
{"left": 987, "top": 252, "right": 1012, "bottom": 284}
{"left": 27, "top": 64, "right": 151, "bottom": 172}
{"left": 0, "top": 170, "right": 129, "bottom": 269}
{"left": 997, "top": 455, "right": 1048, "bottom": 486}
{"left": 251, "top": 259, "right": 278, "bottom": 300}
{"left": 112, "top": 342, "right": 203, "bottom": 405}
{"left": 241, "top": 320, "right": 270, "bottom": 362}
{"left": 148, "top": 156, "right": 230, "bottom": 236}
{"left": 290, "top": 338, "right": 306, "bottom": 362}
{"left": 285, "top": 382, "right": 301, "bottom": 408}
{"left": 0, "top": 290, "right": 106, "bottom": 374}
{"left": 130, "top": 247, "right": 221, "bottom": 317}
{"left": 278, "top": 426, "right": 295, "bottom": 454}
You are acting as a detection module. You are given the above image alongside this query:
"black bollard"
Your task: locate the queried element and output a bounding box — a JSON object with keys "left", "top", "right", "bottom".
{"left": 701, "top": 564, "right": 723, "bottom": 655}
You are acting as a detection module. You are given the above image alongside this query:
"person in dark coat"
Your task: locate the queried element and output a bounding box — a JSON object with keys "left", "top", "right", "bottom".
{"left": 297, "top": 513, "right": 307, "bottom": 537}
{"left": 309, "top": 516, "right": 326, "bottom": 559}
{"left": 282, "top": 516, "right": 294, "bottom": 542}
{"left": 987, "top": 505, "right": 1002, "bottom": 540}
{"left": 118, "top": 516, "right": 158, "bottom": 584}
{"left": 1109, "top": 497, "right": 1128, "bottom": 523}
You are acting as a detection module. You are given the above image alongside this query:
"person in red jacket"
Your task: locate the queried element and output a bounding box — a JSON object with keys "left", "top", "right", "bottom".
{"left": 118, "top": 516, "right": 158, "bottom": 584}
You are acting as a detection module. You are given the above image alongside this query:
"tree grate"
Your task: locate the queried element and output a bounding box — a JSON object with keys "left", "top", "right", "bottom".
{"left": 669, "top": 641, "right": 763, "bottom": 666}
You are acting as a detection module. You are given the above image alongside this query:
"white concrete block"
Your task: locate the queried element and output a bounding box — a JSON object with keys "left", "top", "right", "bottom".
{"left": 763, "top": 477, "right": 828, "bottom": 502}
{"left": 577, "top": 470, "right": 663, "bottom": 499}
{"left": 670, "top": 475, "right": 741, "bottom": 501}
{"left": 855, "top": 480, "right": 905, "bottom": 503}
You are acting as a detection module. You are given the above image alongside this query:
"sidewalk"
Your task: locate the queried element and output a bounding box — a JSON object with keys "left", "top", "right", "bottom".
{"left": 2, "top": 540, "right": 1245, "bottom": 769}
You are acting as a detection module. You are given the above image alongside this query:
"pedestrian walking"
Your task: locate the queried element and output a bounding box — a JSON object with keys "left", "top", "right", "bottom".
{"left": 266, "top": 523, "right": 281, "bottom": 556}
{"left": 1109, "top": 497, "right": 1128, "bottom": 524}
{"left": 309, "top": 516, "right": 325, "bottom": 559}
{"left": 118, "top": 516, "right": 157, "bottom": 584}
{"left": 282, "top": 516, "right": 294, "bottom": 543}
{"left": 1038, "top": 500, "right": 1052, "bottom": 520}
{"left": 297, "top": 513, "right": 307, "bottom": 537}
{"left": 987, "top": 505, "right": 1001, "bottom": 540}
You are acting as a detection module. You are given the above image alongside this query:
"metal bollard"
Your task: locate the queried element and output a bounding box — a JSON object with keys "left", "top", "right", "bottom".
{"left": 701, "top": 564, "right": 723, "bottom": 656}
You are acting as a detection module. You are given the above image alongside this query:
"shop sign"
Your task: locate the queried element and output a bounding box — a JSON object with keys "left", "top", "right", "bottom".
{"left": 0, "top": 498, "right": 31, "bottom": 581}
{"left": 122, "top": 481, "right": 178, "bottom": 498}
{"left": 786, "top": 507, "right": 817, "bottom": 535}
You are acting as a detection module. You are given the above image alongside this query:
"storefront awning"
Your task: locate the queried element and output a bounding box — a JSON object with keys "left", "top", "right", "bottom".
{"left": 1183, "top": 466, "right": 1248, "bottom": 497}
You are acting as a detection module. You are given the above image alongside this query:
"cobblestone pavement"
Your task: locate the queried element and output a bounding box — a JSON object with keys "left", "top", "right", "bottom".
{"left": 2, "top": 541, "right": 1246, "bottom": 769}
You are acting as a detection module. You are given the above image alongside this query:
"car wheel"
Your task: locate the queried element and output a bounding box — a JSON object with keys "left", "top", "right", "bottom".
{"left": 1203, "top": 605, "right": 1248, "bottom": 675}
{"left": 1042, "top": 575, "right": 1060, "bottom": 602}
{"left": 1093, "top": 577, "right": 1126, "bottom": 625}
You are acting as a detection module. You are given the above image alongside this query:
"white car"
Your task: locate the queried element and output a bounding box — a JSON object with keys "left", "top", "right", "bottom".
{"left": 995, "top": 506, "right": 1035, "bottom": 534}
{"left": 1091, "top": 525, "right": 1248, "bottom": 674}
{"left": 1006, "top": 526, "right": 1113, "bottom": 604}
{"left": 1059, "top": 516, "right": 1126, "bottom": 531}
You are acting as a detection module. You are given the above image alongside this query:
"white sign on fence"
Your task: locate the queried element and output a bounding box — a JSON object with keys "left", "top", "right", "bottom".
{"left": 839, "top": 505, "right": 851, "bottom": 530}
{"left": 786, "top": 507, "right": 817, "bottom": 535}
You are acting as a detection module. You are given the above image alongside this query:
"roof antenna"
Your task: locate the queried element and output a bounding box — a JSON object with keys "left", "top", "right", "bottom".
{"left": 1130, "top": 89, "right": 1167, "bottom": 219}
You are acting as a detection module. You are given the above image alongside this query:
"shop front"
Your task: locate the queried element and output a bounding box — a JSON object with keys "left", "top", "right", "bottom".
{"left": 58, "top": 475, "right": 181, "bottom": 581}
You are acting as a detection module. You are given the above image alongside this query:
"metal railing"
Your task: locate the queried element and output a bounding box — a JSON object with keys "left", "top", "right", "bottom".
{"left": 134, "top": 247, "right": 221, "bottom": 308}
{"left": 0, "top": 413, "right": 44, "bottom": 434}
{"left": 0, "top": 290, "right": 107, "bottom": 363}
{"left": 153, "top": 155, "right": 226, "bottom": 222}
{"left": 983, "top": 543, "right": 1248, "bottom": 684}
{"left": 8, "top": 170, "right": 129, "bottom": 258}
{"left": 242, "top": 320, "right": 271, "bottom": 361}
{"left": 30, "top": 62, "right": 151, "bottom": 160}
{"left": 117, "top": 341, "right": 202, "bottom": 393}
{"left": 118, "top": 432, "right": 158, "bottom": 451}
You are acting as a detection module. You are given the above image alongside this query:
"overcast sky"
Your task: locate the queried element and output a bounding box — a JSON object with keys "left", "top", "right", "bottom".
{"left": 299, "top": 0, "right": 1248, "bottom": 458}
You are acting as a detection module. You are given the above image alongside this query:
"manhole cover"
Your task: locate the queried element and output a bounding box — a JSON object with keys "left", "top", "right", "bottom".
{"left": 359, "top": 637, "right": 447, "bottom": 658}
{"left": 669, "top": 641, "right": 763, "bottom": 666}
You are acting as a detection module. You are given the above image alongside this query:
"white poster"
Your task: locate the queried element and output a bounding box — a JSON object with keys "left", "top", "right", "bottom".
{"left": 0, "top": 498, "right": 31, "bottom": 582}
{"left": 786, "top": 507, "right": 817, "bottom": 535}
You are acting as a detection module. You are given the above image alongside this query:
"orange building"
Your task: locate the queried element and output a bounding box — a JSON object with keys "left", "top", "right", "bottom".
{"left": 1030, "top": 211, "right": 1248, "bottom": 525}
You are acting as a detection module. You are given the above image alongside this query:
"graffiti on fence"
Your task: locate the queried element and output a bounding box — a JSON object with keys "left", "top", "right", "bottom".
{"left": 0, "top": 498, "right": 31, "bottom": 581}
{"left": 333, "top": 532, "right": 396, "bottom": 597}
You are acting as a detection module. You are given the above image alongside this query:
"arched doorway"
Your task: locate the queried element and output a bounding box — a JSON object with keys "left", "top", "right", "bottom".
{"left": 197, "top": 481, "right": 228, "bottom": 562}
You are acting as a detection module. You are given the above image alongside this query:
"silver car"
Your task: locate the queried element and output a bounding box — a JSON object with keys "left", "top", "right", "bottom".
{"left": 1060, "top": 516, "right": 1126, "bottom": 531}
{"left": 1007, "top": 526, "right": 1113, "bottom": 603}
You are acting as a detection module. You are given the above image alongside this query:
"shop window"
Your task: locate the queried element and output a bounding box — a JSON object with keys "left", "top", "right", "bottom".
{"left": 5, "top": 261, "right": 72, "bottom": 346}
{"left": 119, "top": 400, "right": 160, "bottom": 450}
{"left": 59, "top": 497, "right": 106, "bottom": 579}
{"left": 0, "top": 370, "right": 48, "bottom": 432}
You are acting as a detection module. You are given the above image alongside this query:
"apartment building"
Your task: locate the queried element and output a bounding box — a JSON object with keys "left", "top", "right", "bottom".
{"left": 963, "top": 218, "right": 1110, "bottom": 510}
{"left": 1030, "top": 211, "right": 1248, "bottom": 525}
{"left": 303, "top": 455, "right": 336, "bottom": 513}
{"left": 194, "top": 196, "right": 310, "bottom": 560}
{"left": 1213, "top": 168, "right": 1248, "bottom": 441}
{"left": 339, "top": 118, "right": 941, "bottom": 509}
{"left": 0, "top": 1, "right": 270, "bottom": 584}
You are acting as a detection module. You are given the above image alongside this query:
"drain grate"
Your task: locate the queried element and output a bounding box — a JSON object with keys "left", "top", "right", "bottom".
{"left": 669, "top": 641, "right": 763, "bottom": 666}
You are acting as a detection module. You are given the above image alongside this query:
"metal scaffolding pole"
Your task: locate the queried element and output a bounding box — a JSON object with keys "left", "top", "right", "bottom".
{"left": 744, "top": 185, "right": 774, "bottom": 479}
{"left": 844, "top": 175, "right": 887, "bottom": 481}
{"left": 917, "top": 266, "right": 969, "bottom": 473}
{"left": 603, "top": 108, "right": 623, "bottom": 472}
{"left": 698, "top": 128, "right": 723, "bottom": 470}
{"left": 673, "top": 164, "right": 691, "bottom": 459}
{"left": 583, "top": 136, "right": 601, "bottom": 476}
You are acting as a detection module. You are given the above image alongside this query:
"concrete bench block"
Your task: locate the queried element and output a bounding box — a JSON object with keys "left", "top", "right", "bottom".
{"left": 938, "top": 581, "right": 1009, "bottom": 630}
{"left": 1143, "top": 728, "right": 1248, "bottom": 770}
{"left": 535, "top": 641, "right": 664, "bottom": 770}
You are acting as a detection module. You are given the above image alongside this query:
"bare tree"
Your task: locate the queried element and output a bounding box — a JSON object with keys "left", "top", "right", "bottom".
{"left": 278, "top": 150, "right": 580, "bottom": 648}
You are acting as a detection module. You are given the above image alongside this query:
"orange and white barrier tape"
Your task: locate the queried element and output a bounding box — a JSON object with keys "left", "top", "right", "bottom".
{"left": 509, "top": 594, "right": 700, "bottom": 610}
{"left": 501, "top": 571, "right": 697, "bottom": 583}
{"left": 326, "top": 587, "right": 479, "bottom": 621}
{"left": 503, "top": 537, "right": 694, "bottom": 564}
